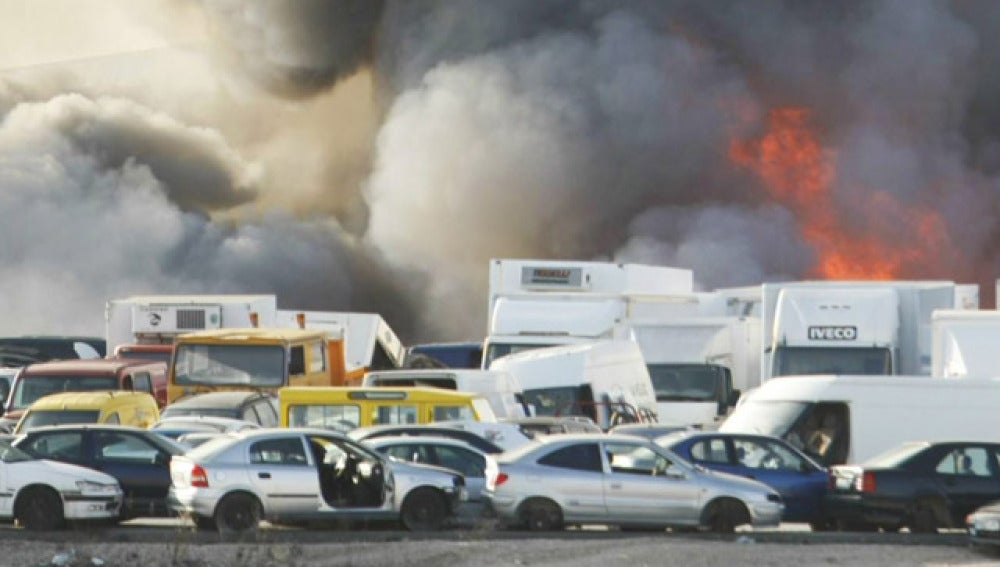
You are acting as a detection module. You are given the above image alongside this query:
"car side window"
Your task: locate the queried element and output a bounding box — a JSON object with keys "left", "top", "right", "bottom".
{"left": 24, "top": 431, "right": 85, "bottom": 462}
{"left": 935, "top": 447, "right": 991, "bottom": 477}
{"left": 433, "top": 445, "right": 485, "bottom": 477}
{"left": 537, "top": 443, "right": 602, "bottom": 473}
{"left": 133, "top": 373, "right": 153, "bottom": 394}
{"left": 605, "top": 442, "right": 664, "bottom": 475}
{"left": 95, "top": 432, "right": 162, "bottom": 464}
{"left": 254, "top": 400, "right": 278, "bottom": 427}
{"left": 384, "top": 444, "right": 431, "bottom": 464}
{"left": 249, "top": 437, "right": 309, "bottom": 466}
{"left": 690, "top": 439, "right": 729, "bottom": 464}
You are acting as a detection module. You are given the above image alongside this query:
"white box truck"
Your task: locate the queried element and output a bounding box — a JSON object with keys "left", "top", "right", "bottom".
{"left": 489, "top": 340, "right": 658, "bottom": 430}
{"left": 720, "top": 374, "right": 1000, "bottom": 466}
{"left": 931, "top": 309, "right": 1000, "bottom": 378}
{"left": 760, "top": 281, "right": 979, "bottom": 382}
{"left": 105, "top": 294, "right": 278, "bottom": 354}
{"left": 482, "top": 259, "right": 760, "bottom": 427}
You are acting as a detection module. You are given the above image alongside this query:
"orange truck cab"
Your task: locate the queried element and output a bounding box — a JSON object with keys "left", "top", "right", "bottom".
{"left": 0, "top": 358, "right": 168, "bottom": 432}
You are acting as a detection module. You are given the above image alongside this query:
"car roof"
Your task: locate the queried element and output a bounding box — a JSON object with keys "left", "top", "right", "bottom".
{"left": 363, "top": 435, "right": 480, "bottom": 450}
{"left": 27, "top": 390, "right": 155, "bottom": 409}
{"left": 17, "top": 423, "right": 148, "bottom": 434}
{"left": 169, "top": 391, "right": 271, "bottom": 408}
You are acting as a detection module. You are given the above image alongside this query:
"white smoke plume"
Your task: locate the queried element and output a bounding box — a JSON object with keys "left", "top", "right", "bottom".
{"left": 3, "top": 0, "right": 1000, "bottom": 345}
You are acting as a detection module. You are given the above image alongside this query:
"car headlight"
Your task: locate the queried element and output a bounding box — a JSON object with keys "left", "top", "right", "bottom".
{"left": 76, "top": 480, "right": 120, "bottom": 494}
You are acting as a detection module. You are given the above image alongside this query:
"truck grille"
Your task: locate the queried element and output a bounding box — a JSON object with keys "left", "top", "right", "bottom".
{"left": 175, "top": 309, "right": 206, "bottom": 330}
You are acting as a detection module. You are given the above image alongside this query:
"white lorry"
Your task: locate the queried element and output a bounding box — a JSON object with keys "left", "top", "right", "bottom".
{"left": 760, "top": 281, "right": 979, "bottom": 382}
{"left": 482, "top": 259, "right": 759, "bottom": 427}
{"left": 931, "top": 309, "right": 1000, "bottom": 378}
{"left": 488, "top": 340, "right": 658, "bottom": 430}
{"left": 105, "top": 294, "right": 278, "bottom": 354}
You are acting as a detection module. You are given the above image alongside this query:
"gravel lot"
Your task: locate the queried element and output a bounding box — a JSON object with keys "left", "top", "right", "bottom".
{"left": 4, "top": 530, "right": 999, "bottom": 567}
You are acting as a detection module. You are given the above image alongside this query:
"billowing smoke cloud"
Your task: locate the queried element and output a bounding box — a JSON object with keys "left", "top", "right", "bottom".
{"left": 0, "top": 93, "right": 420, "bottom": 338}
{"left": 6, "top": 0, "right": 1000, "bottom": 346}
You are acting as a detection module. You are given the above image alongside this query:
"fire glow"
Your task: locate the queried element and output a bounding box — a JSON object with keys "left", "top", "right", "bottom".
{"left": 729, "top": 107, "right": 951, "bottom": 280}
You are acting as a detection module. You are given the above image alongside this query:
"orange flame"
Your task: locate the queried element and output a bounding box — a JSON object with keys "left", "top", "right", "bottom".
{"left": 729, "top": 107, "right": 951, "bottom": 280}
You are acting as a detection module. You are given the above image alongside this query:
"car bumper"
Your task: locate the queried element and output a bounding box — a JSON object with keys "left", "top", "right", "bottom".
{"left": 168, "top": 486, "right": 223, "bottom": 519}
{"left": 484, "top": 492, "right": 519, "bottom": 522}
{"left": 749, "top": 501, "right": 784, "bottom": 528}
{"left": 62, "top": 494, "right": 123, "bottom": 520}
{"left": 823, "top": 493, "right": 904, "bottom": 528}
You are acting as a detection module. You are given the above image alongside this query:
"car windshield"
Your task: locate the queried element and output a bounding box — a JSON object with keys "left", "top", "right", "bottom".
{"left": 20, "top": 410, "right": 101, "bottom": 431}
{"left": 173, "top": 344, "right": 285, "bottom": 388}
{"left": 648, "top": 364, "right": 724, "bottom": 402}
{"left": 0, "top": 439, "right": 35, "bottom": 462}
{"left": 11, "top": 375, "right": 118, "bottom": 410}
{"left": 719, "top": 400, "right": 810, "bottom": 437}
{"left": 861, "top": 441, "right": 930, "bottom": 468}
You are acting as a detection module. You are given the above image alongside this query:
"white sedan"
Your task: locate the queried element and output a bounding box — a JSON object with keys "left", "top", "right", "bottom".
{"left": 0, "top": 438, "right": 122, "bottom": 530}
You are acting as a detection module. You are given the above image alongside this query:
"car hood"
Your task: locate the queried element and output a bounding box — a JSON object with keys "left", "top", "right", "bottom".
{"left": 8, "top": 458, "right": 119, "bottom": 487}
{"left": 698, "top": 466, "right": 776, "bottom": 494}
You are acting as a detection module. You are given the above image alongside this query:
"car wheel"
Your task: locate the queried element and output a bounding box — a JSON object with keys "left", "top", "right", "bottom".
{"left": 909, "top": 501, "right": 938, "bottom": 534}
{"left": 704, "top": 498, "right": 748, "bottom": 534}
{"left": 400, "top": 488, "right": 447, "bottom": 531}
{"left": 214, "top": 493, "right": 261, "bottom": 534}
{"left": 520, "top": 498, "right": 563, "bottom": 531}
{"left": 16, "top": 487, "right": 65, "bottom": 531}
{"left": 192, "top": 515, "right": 217, "bottom": 531}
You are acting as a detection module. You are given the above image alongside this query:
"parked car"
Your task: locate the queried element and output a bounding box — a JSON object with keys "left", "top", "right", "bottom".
{"left": 14, "top": 391, "right": 160, "bottom": 434}
{"left": 347, "top": 424, "right": 505, "bottom": 455}
{"left": 657, "top": 431, "right": 829, "bottom": 529}
{"left": 168, "top": 428, "right": 467, "bottom": 533}
{"left": 13, "top": 424, "right": 187, "bottom": 519}
{"left": 486, "top": 433, "right": 783, "bottom": 533}
{"left": 0, "top": 437, "right": 122, "bottom": 530}
{"left": 362, "top": 436, "right": 497, "bottom": 501}
{"left": 967, "top": 500, "right": 1000, "bottom": 549}
{"left": 160, "top": 391, "right": 279, "bottom": 428}
{"left": 826, "top": 440, "right": 1000, "bottom": 532}
{"left": 151, "top": 416, "right": 260, "bottom": 441}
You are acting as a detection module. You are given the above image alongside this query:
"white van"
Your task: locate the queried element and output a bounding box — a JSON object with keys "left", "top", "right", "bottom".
{"left": 489, "top": 340, "right": 658, "bottom": 430}
{"left": 720, "top": 374, "right": 1000, "bottom": 466}
{"left": 362, "top": 368, "right": 529, "bottom": 419}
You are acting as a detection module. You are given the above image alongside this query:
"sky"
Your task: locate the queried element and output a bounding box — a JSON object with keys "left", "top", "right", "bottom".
{"left": 2, "top": 0, "right": 999, "bottom": 344}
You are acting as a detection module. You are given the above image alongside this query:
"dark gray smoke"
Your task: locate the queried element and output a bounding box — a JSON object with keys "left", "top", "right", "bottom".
{"left": 4, "top": 0, "right": 1000, "bottom": 344}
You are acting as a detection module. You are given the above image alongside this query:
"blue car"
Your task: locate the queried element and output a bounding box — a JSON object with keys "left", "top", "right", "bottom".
{"left": 657, "top": 431, "right": 829, "bottom": 529}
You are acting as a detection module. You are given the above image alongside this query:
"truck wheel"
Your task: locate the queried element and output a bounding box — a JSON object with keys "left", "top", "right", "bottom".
{"left": 214, "top": 493, "right": 261, "bottom": 534}
{"left": 16, "top": 487, "right": 65, "bottom": 531}
{"left": 400, "top": 488, "right": 447, "bottom": 531}
{"left": 520, "top": 498, "right": 563, "bottom": 531}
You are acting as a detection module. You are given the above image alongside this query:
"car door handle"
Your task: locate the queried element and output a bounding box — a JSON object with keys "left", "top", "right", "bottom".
{"left": 258, "top": 472, "right": 271, "bottom": 479}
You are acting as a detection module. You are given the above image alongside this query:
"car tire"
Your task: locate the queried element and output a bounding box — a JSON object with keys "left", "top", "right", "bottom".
{"left": 16, "top": 487, "right": 65, "bottom": 531}
{"left": 214, "top": 493, "right": 261, "bottom": 534}
{"left": 909, "top": 501, "right": 938, "bottom": 534}
{"left": 704, "top": 498, "right": 748, "bottom": 534}
{"left": 400, "top": 488, "right": 447, "bottom": 531}
{"left": 520, "top": 498, "right": 563, "bottom": 531}
{"left": 192, "top": 515, "right": 217, "bottom": 531}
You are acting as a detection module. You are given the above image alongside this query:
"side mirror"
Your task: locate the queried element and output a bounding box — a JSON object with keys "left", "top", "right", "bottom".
{"left": 664, "top": 466, "right": 687, "bottom": 480}
{"left": 728, "top": 390, "right": 742, "bottom": 407}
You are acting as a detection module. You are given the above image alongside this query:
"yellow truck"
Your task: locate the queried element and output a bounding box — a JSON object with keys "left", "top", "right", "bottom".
{"left": 168, "top": 328, "right": 340, "bottom": 403}
{"left": 279, "top": 386, "right": 498, "bottom": 431}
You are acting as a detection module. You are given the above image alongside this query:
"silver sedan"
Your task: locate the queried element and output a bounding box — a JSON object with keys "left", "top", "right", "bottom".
{"left": 168, "top": 428, "right": 466, "bottom": 532}
{"left": 486, "top": 433, "right": 783, "bottom": 532}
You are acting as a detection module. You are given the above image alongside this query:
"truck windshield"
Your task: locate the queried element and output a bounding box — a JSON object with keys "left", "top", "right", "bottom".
{"left": 648, "top": 364, "right": 724, "bottom": 402}
{"left": 482, "top": 343, "right": 557, "bottom": 369}
{"left": 11, "top": 376, "right": 118, "bottom": 411}
{"left": 173, "top": 344, "right": 285, "bottom": 388}
{"left": 718, "top": 400, "right": 811, "bottom": 438}
{"left": 521, "top": 385, "right": 593, "bottom": 420}
{"left": 772, "top": 346, "right": 891, "bottom": 377}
